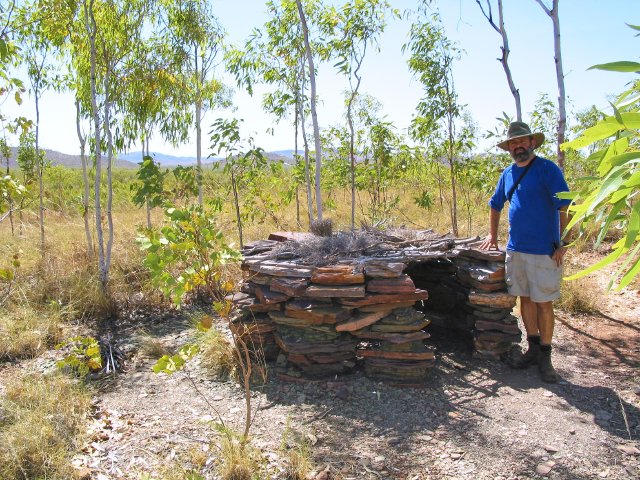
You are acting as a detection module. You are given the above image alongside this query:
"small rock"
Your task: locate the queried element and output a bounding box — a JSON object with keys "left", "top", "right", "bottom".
{"left": 569, "top": 428, "right": 576, "bottom": 435}
{"left": 212, "top": 395, "right": 224, "bottom": 401}
{"left": 543, "top": 445, "right": 559, "bottom": 453}
{"left": 543, "top": 391, "right": 553, "bottom": 398}
{"left": 535, "top": 460, "right": 556, "bottom": 476}
{"left": 617, "top": 444, "right": 640, "bottom": 456}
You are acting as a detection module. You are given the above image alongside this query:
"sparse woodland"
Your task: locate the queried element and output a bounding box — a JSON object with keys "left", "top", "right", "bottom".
{"left": 0, "top": 1, "right": 639, "bottom": 479}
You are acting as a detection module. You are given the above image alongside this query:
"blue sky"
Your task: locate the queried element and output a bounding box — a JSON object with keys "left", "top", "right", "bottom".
{"left": 4, "top": 0, "right": 639, "bottom": 156}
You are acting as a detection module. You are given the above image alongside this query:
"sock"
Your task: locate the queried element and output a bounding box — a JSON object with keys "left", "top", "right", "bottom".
{"left": 539, "top": 344, "right": 552, "bottom": 353}
{"left": 527, "top": 335, "right": 541, "bottom": 345}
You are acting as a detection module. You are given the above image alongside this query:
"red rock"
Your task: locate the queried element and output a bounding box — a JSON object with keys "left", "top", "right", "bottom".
{"left": 311, "top": 264, "right": 365, "bottom": 285}
{"left": 359, "top": 349, "right": 435, "bottom": 360}
{"left": 350, "top": 330, "right": 431, "bottom": 344}
{"left": 367, "top": 275, "right": 416, "bottom": 293}
{"left": 305, "top": 284, "right": 366, "bottom": 298}
{"left": 339, "top": 289, "right": 428, "bottom": 307}
{"left": 335, "top": 311, "right": 387, "bottom": 332}
{"left": 255, "top": 285, "right": 290, "bottom": 304}
{"left": 363, "top": 261, "right": 406, "bottom": 278}
{"left": 271, "top": 277, "right": 311, "bottom": 296}
{"left": 468, "top": 290, "right": 516, "bottom": 309}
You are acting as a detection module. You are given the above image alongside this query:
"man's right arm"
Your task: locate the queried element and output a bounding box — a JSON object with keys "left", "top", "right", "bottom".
{"left": 480, "top": 208, "right": 501, "bottom": 250}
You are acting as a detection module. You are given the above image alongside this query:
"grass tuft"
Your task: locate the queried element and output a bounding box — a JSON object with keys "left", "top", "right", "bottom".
{"left": 558, "top": 276, "right": 599, "bottom": 315}
{"left": 216, "top": 429, "right": 262, "bottom": 480}
{"left": 280, "top": 420, "right": 314, "bottom": 480}
{"left": 0, "top": 372, "right": 92, "bottom": 480}
{"left": 199, "top": 325, "right": 238, "bottom": 380}
{"left": 0, "top": 303, "right": 65, "bottom": 361}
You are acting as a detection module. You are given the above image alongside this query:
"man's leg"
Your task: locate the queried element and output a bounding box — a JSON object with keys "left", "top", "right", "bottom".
{"left": 508, "top": 296, "right": 541, "bottom": 368}
{"left": 536, "top": 301, "right": 558, "bottom": 383}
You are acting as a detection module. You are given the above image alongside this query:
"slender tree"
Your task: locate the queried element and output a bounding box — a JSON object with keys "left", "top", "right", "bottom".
{"left": 534, "top": 0, "right": 566, "bottom": 170}
{"left": 296, "top": 0, "right": 323, "bottom": 221}
{"left": 329, "top": 0, "right": 394, "bottom": 229}
{"left": 475, "top": 0, "right": 522, "bottom": 121}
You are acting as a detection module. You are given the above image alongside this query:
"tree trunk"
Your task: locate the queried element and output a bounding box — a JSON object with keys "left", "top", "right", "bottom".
{"left": 297, "top": 74, "right": 314, "bottom": 226}
{"left": 195, "top": 44, "right": 203, "bottom": 205}
{"left": 104, "top": 70, "right": 114, "bottom": 286}
{"left": 535, "top": 0, "right": 566, "bottom": 170}
{"left": 76, "top": 98, "right": 93, "bottom": 255}
{"left": 294, "top": 99, "right": 300, "bottom": 226}
{"left": 84, "top": 0, "right": 106, "bottom": 288}
{"left": 476, "top": 0, "right": 522, "bottom": 120}
{"left": 296, "top": 0, "right": 323, "bottom": 221}
{"left": 35, "top": 88, "right": 45, "bottom": 258}
{"left": 231, "top": 169, "right": 243, "bottom": 248}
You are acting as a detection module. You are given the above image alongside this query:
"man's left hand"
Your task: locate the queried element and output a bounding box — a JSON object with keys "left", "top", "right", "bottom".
{"left": 552, "top": 246, "right": 567, "bottom": 267}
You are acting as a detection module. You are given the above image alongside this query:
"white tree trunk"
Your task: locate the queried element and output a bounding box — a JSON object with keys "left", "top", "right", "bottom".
{"left": 296, "top": 0, "right": 323, "bottom": 221}
{"left": 104, "top": 70, "right": 114, "bottom": 281}
{"left": 195, "top": 45, "right": 203, "bottom": 206}
{"left": 76, "top": 98, "right": 93, "bottom": 255}
{"left": 84, "top": 0, "right": 107, "bottom": 288}
{"left": 35, "top": 87, "right": 45, "bottom": 257}
{"left": 535, "top": 0, "right": 566, "bottom": 170}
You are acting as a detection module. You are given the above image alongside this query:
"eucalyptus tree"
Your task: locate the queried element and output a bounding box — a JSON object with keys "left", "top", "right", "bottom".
{"left": 295, "top": 0, "right": 325, "bottom": 222}
{"left": 475, "top": 0, "right": 522, "bottom": 121}
{"left": 404, "top": 7, "right": 466, "bottom": 236}
{"left": 534, "top": 0, "right": 567, "bottom": 171}
{"left": 81, "top": 0, "right": 149, "bottom": 288}
{"left": 0, "top": 0, "right": 28, "bottom": 132}
{"left": 15, "top": 0, "right": 66, "bottom": 256}
{"left": 160, "top": 0, "right": 231, "bottom": 206}
{"left": 226, "top": 0, "right": 320, "bottom": 225}
{"left": 327, "top": 0, "right": 395, "bottom": 229}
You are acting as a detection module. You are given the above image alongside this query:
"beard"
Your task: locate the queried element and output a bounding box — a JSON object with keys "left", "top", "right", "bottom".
{"left": 512, "top": 147, "right": 533, "bottom": 163}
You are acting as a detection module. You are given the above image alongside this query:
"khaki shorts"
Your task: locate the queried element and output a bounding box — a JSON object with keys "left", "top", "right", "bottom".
{"left": 505, "top": 250, "right": 562, "bottom": 303}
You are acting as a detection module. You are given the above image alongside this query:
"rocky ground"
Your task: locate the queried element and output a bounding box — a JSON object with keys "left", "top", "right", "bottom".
{"left": 4, "top": 258, "right": 640, "bottom": 480}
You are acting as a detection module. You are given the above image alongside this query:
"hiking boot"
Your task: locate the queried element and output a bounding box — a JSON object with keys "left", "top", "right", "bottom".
{"left": 507, "top": 336, "right": 540, "bottom": 369}
{"left": 538, "top": 347, "right": 558, "bottom": 383}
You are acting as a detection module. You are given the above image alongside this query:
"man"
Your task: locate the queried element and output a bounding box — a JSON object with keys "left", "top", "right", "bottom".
{"left": 480, "top": 121, "right": 571, "bottom": 383}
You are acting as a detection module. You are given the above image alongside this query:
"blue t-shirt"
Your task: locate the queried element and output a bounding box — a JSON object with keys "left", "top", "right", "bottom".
{"left": 489, "top": 156, "right": 570, "bottom": 255}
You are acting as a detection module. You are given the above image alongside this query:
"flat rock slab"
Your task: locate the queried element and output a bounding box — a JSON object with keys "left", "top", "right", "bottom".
{"left": 335, "top": 311, "right": 388, "bottom": 332}
{"left": 360, "top": 349, "right": 435, "bottom": 361}
{"left": 248, "top": 263, "right": 314, "bottom": 278}
{"left": 270, "top": 277, "right": 311, "bottom": 296}
{"left": 358, "top": 301, "right": 417, "bottom": 313}
{"left": 284, "top": 303, "right": 352, "bottom": 324}
{"left": 339, "top": 289, "right": 429, "bottom": 307}
{"left": 350, "top": 330, "right": 431, "bottom": 344}
{"left": 474, "top": 319, "right": 522, "bottom": 335}
{"left": 454, "top": 247, "right": 506, "bottom": 262}
{"left": 305, "top": 284, "right": 366, "bottom": 298}
{"left": 311, "top": 264, "right": 365, "bottom": 285}
{"left": 255, "top": 285, "right": 290, "bottom": 304}
{"left": 367, "top": 275, "right": 416, "bottom": 293}
{"left": 468, "top": 290, "right": 517, "bottom": 309}
{"left": 363, "top": 261, "right": 406, "bottom": 278}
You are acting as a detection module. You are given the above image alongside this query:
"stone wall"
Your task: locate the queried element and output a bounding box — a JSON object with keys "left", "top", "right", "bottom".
{"left": 228, "top": 231, "right": 518, "bottom": 385}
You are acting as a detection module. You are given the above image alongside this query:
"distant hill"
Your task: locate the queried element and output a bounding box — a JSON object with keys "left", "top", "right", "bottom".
{"left": 5, "top": 147, "right": 139, "bottom": 169}
{"left": 119, "top": 149, "right": 296, "bottom": 166}
{"left": 2, "top": 147, "right": 296, "bottom": 170}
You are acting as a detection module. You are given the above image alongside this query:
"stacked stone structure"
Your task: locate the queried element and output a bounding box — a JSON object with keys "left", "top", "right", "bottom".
{"left": 228, "top": 231, "right": 520, "bottom": 383}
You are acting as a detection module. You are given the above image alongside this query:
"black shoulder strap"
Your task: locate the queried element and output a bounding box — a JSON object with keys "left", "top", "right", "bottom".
{"left": 507, "top": 157, "right": 536, "bottom": 202}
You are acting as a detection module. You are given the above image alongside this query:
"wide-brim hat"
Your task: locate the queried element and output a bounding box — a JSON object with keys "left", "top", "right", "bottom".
{"left": 496, "top": 121, "right": 545, "bottom": 151}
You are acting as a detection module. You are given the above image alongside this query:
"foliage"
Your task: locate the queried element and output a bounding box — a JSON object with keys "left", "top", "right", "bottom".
{"left": 55, "top": 335, "right": 103, "bottom": 376}
{"left": 137, "top": 203, "right": 242, "bottom": 306}
{"left": 0, "top": 174, "right": 25, "bottom": 215}
{"left": 152, "top": 343, "right": 200, "bottom": 374}
{"left": 131, "top": 155, "right": 169, "bottom": 209}
{"left": 560, "top": 24, "right": 640, "bottom": 288}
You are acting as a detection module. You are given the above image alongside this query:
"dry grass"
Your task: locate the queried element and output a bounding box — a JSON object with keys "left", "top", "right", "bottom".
{"left": 138, "top": 333, "right": 172, "bottom": 359}
{"left": 0, "top": 303, "right": 65, "bottom": 360}
{"left": 198, "top": 324, "right": 238, "bottom": 380}
{"left": 0, "top": 372, "right": 92, "bottom": 480}
{"left": 216, "top": 431, "right": 263, "bottom": 480}
{"left": 558, "top": 275, "right": 599, "bottom": 315}
{"left": 280, "top": 420, "right": 315, "bottom": 480}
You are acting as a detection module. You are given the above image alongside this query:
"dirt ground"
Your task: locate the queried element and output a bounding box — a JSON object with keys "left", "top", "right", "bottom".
{"left": 7, "top": 254, "right": 640, "bottom": 479}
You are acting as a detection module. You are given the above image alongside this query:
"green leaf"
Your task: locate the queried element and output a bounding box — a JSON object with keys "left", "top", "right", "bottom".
{"left": 588, "top": 61, "right": 640, "bottom": 73}
{"left": 564, "top": 246, "right": 626, "bottom": 281}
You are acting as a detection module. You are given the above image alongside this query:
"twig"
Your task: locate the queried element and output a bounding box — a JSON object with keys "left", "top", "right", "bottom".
{"left": 303, "top": 406, "right": 335, "bottom": 425}
{"left": 616, "top": 388, "right": 633, "bottom": 440}
{"left": 183, "top": 368, "right": 226, "bottom": 430}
